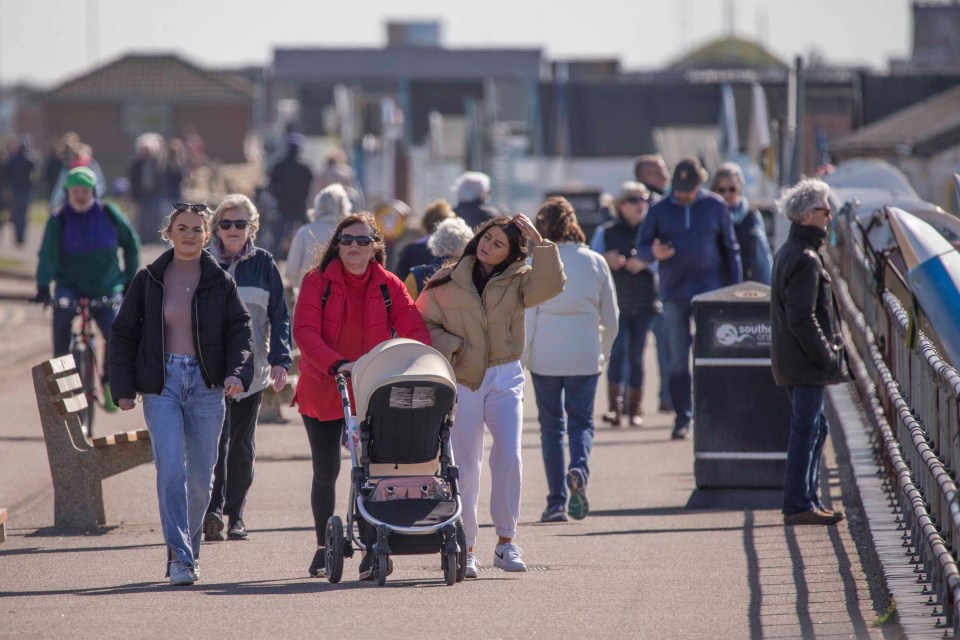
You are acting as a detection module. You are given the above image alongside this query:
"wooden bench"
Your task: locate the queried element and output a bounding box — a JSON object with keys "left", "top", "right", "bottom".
{"left": 0, "top": 508, "right": 7, "bottom": 543}
{"left": 32, "top": 355, "right": 154, "bottom": 530}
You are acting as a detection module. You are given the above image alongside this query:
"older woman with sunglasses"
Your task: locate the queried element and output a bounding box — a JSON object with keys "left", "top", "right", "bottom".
{"left": 711, "top": 163, "right": 772, "bottom": 285}
{"left": 292, "top": 212, "right": 429, "bottom": 580}
{"left": 202, "top": 194, "right": 292, "bottom": 543}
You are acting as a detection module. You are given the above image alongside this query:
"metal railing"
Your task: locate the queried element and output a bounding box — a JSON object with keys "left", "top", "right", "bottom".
{"left": 830, "top": 221, "right": 960, "bottom": 632}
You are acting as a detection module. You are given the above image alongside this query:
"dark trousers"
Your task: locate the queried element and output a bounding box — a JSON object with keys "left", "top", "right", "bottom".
{"left": 532, "top": 373, "right": 599, "bottom": 508}
{"left": 52, "top": 285, "right": 120, "bottom": 383}
{"left": 782, "top": 385, "right": 830, "bottom": 516}
{"left": 208, "top": 390, "right": 265, "bottom": 521}
{"left": 651, "top": 314, "right": 673, "bottom": 405}
{"left": 607, "top": 310, "right": 658, "bottom": 388}
{"left": 662, "top": 299, "right": 694, "bottom": 429}
{"left": 302, "top": 416, "right": 345, "bottom": 546}
{"left": 11, "top": 187, "right": 31, "bottom": 246}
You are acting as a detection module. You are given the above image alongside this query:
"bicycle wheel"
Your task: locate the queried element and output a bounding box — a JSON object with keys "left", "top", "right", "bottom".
{"left": 72, "top": 345, "right": 96, "bottom": 437}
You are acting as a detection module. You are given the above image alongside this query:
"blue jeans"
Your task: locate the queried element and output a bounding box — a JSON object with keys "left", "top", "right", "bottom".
{"left": 143, "top": 354, "right": 226, "bottom": 570}
{"left": 782, "top": 385, "right": 830, "bottom": 515}
{"left": 607, "top": 311, "right": 658, "bottom": 389}
{"left": 662, "top": 300, "right": 694, "bottom": 429}
{"left": 52, "top": 285, "right": 121, "bottom": 382}
{"left": 531, "top": 373, "right": 599, "bottom": 508}
{"left": 651, "top": 314, "right": 672, "bottom": 405}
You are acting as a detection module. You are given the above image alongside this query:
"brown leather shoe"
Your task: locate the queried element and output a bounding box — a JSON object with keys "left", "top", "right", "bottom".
{"left": 816, "top": 507, "right": 845, "bottom": 522}
{"left": 602, "top": 384, "right": 624, "bottom": 427}
{"left": 626, "top": 387, "right": 644, "bottom": 427}
{"left": 784, "top": 509, "right": 843, "bottom": 526}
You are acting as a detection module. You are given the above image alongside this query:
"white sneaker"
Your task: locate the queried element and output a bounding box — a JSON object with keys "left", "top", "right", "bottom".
{"left": 191, "top": 563, "right": 200, "bottom": 582}
{"left": 464, "top": 552, "right": 481, "bottom": 578}
{"left": 493, "top": 543, "right": 527, "bottom": 572}
{"left": 169, "top": 562, "right": 195, "bottom": 586}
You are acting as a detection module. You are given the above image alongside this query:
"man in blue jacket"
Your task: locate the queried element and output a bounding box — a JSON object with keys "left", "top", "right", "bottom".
{"left": 637, "top": 157, "right": 742, "bottom": 439}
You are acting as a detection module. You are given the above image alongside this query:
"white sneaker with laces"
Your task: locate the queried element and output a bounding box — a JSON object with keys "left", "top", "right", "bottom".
{"left": 493, "top": 542, "right": 527, "bottom": 572}
{"left": 169, "top": 562, "right": 195, "bottom": 586}
{"left": 464, "top": 552, "right": 481, "bottom": 578}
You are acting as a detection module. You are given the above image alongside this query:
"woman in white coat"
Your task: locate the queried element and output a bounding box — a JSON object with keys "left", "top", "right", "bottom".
{"left": 284, "top": 184, "right": 353, "bottom": 291}
{"left": 525, "top": 197, "right": 619, "bottom": 522}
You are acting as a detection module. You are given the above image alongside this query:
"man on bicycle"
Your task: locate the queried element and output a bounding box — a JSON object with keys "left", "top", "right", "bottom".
{"left": 31, "top": 166, "right": 141, "bottom": 411}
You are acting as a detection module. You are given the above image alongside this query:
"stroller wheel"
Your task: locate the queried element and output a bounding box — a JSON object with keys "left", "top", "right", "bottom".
{"left": 324, "top": 516, "right": 345, "bottom": 583}
{"left": 455, "top": 519, "right": 467, "bottom": 583}
{"left": 375, "top": 554, "right": 389, "bottom": 586}
{"left": 443, "top": 552, "right": 457, "bottom": 586}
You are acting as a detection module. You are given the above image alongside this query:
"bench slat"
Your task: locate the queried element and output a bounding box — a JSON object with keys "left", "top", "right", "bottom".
{"left": 43, "top": 355, "right": 78, "bottom": 376}
{"left": 48, "top": 373, "right": 84, "bottom": 396}
{"left": 56, "top": 393, "right": 88, "bottom": 416}
{"left": 92, "top": 430, "right": 151, "bottom": 448}
{"left": 0, "top": 508, "right": 7, "bottom": 525}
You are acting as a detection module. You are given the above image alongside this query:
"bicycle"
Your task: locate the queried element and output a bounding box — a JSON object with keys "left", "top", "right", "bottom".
{"left": 51, "top": 295, "right": 116, "bottom": 437}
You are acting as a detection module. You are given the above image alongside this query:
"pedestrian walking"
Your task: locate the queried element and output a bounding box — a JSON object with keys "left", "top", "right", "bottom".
{"left": 403, "top": 216, "right": 473, "bottom": 300}
{"left": 109, "top": 203, "right": 254, "bottom": 585}
{"left": 285, "top": 184, "right": 352, "bottom": 291}
{"left": 416, "top": 215, "right": 565, "bottom": 577}
{"left": 49, "top": 143, "right": 107, "bottom": 213}
{"left": 525, "top": 197, "right": 617, "bottom": 523}
{"left": 452, "top": 172, "right": 499, "bottom": 230}
{"left": 597, "top": 182, "right": 660, "bottom": 428}
{"left": 5, "top": 135, "right": 39, "bottom": 247}
{"left": 393, "top": 199, "right": 455, "bottom": 280}
{"left": 268, "top": 134, "right": 313, "bottom": 259}
{"left": 292, "top": 213, "right": 429, "bottom": 579}
{"left": 637, "top": 157, "right": 742, "bottom": 440}
{"left": 771, "top": 179, "right": 848, "bottom": 526}
{"left": 129, "top": 134, "right": 165, "bottom": 245}
{"left": 203, "top": 195, "right": 292, "bottom": 543}
{"left": 712, "top": 163, "right": 772, "bottom": 285}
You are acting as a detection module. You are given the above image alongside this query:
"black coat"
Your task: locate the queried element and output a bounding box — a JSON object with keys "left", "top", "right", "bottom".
{"left": 601, "top": 219, "right": 660, "bottom": 315}
{"left": 109, "top": 249, "right": 254, "bottom": 400}
{"left": 770, "top": 223, "right": 849, "bottom": 386}
{"left": 454, "top": 200, "right": 499, "bottom": 230}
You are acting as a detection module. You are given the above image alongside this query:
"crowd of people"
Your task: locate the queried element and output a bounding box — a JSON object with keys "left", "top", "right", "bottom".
{"left": 29, "top": 138, "right": 848, "bottom": 586}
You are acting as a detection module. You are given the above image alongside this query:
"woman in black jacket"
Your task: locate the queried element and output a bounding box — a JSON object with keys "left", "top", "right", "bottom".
{"left": 110, "top": 203, "right": 254, "bottom": 586}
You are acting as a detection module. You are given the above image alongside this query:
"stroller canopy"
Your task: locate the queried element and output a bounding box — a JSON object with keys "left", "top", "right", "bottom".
{"left": 352, "top": 339, "right": 457, "bottom": 420}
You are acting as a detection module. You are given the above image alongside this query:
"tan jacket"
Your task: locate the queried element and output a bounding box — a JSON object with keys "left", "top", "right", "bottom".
{"left": 416, "top": 242, "right": 565, "bottom": 390}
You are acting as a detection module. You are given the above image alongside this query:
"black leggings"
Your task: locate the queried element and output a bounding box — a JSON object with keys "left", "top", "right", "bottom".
{"left": 302, "top": 416, "right": 345, "bottom": 546}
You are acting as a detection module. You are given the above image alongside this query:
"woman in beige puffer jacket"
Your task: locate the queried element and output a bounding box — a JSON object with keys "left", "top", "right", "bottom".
{"left": 416, "top": 214, "right": 565, "bottom": 578}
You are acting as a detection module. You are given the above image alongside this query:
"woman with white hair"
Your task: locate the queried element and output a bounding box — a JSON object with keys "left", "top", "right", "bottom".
{"left": 711, "top": 162, "right": 772, "bottom": 285}
{"left": 452, "top": 171, "right": 499, "bottom": 229}
{"left": 285, "top": 184, "right": 353, "bottom": 289}
{"left": 403, "top": 216, "right": 474, "bottom": 299}
{"left": 203, "top": 194, "right": 293, "bottom": 542}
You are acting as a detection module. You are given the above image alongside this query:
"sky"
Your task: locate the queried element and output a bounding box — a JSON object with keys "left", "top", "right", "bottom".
{"left": 0, "top": 0, "right": 912, "bottom": 87}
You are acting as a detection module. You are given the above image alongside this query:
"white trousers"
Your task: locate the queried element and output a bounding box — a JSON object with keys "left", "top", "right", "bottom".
{"left": 452, "top": 360, "right": 524, "bottom": 549}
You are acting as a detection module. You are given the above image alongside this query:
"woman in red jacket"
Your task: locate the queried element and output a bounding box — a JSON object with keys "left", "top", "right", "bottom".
{"left": 293, "top": 212, "right": 430, "bottom": 579}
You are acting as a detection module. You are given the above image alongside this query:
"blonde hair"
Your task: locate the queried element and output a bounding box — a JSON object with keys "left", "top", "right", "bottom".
{"left": 212, "top": 194, "right": 260, "bottom": 239}
{"left": 160, "top": 205, "right": 211, "bottom": 242}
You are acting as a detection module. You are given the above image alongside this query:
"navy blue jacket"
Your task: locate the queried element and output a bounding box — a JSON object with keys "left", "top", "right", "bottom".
{"left": 636, "top": 189, "right": 742, "bottom": 303}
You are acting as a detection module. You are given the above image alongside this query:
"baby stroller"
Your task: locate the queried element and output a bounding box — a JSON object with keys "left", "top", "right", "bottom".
{"left": 326, "top": 338, "right": 466, "bottom": 586}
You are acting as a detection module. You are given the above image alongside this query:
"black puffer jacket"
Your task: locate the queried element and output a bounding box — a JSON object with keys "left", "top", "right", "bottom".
{"left": 770, "top": 223, "right": 849, "bottom": 386}
{"left": 601, "top": 219, "right": 660, "bottom": 315}
{"left": 109, "top": 249, "right": 254, "bottom": 400}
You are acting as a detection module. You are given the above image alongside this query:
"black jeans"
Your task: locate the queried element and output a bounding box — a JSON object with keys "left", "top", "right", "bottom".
{"left": 302, "top": 416, "right": 345, "bottom": 546}
{"left": 208, "top": 390, "right": 265, "bottom": 521}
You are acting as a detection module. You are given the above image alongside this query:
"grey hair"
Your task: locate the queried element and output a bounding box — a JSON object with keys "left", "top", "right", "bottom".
{"left": 711, "top": 162, "right": 745, "bottom": 191}
{"left": 213, "top": 194, "right": 260, "bottom": 239}
{"left": 427, "top": 217, "right": 474, "bottom": 258}
{"left": 452, "top": 171, "right": 490, "bottom": 203}
{"left": 310, "top": 183, "right": 353, "bottom": 222}
{"left": 777, "top": 178, "right": 831, "bottom": 223}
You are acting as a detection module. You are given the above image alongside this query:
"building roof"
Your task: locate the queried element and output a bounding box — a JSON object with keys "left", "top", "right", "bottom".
{"left": 669, "top": 36, "right": 789, "bottom": 72}
{"left": 272, "top": 46, "right": 543, "bottom": 82}
{"left": 831, "top": 83, "right": 960, "bottom": 158}
{"left": 46, "top": 53, "right": 253, "bottom": 103}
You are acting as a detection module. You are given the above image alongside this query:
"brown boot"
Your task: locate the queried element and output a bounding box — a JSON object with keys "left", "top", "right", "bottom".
{"left": 626, "top": 387, "right": 644, "bottom": 427}
{"left": 601, "top": 383, "right": 624, "bottom": 427}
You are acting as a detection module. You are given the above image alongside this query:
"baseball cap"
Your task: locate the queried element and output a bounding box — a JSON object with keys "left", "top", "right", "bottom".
{"left": 671, "top": 158, "right": 705, "bottom": 193}
{"left": 64, "top": 166, "right": 98, "bottom": 190}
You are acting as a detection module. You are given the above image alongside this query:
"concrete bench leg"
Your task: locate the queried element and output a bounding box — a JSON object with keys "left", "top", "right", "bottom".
{"left": 54, "top": 473, "right": 106, "bottom": 530}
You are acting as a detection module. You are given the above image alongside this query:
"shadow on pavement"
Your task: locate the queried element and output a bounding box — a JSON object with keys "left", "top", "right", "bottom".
{"left": 0, "top": 541, "right": 163, "bottom": 557}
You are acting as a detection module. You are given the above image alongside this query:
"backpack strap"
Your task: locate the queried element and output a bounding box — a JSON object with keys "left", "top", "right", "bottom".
{"left": 321, "top": 281, "right": 332, "bottom": 309}
{"left": 380, "top": 283, "right": 392, "bottom": 309}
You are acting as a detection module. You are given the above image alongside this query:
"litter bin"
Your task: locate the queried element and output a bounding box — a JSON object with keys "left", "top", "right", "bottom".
{"left": 691, "top": 281, "right": 792, "bottom": 488}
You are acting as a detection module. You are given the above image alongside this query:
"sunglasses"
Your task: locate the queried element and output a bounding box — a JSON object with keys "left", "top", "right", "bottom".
{"left": 173, "top": 202, "right": 208, "bottom": 213}
{"left": 625, "top": 196, "right": 649, "bottom": 204}
{"left": 715, "top": 187, "right": 738, "bottom": 194}
{"left": 218, "top": 220, "right": 249, "bottom": 230}
{"left": 339, "top": 234, "right": 373, "bottom": 247}
{"left": 810, "top": 207, "right": 832, "bottom": 215}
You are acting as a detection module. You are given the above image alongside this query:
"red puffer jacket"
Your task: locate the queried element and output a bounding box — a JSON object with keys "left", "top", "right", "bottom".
{"left": 293, "top": 259, "right": 430, "bottom": 421}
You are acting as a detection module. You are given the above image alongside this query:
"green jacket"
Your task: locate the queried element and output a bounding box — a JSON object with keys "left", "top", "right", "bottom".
{"left": 36, "top": 201, "right": 141, "bottom": 297}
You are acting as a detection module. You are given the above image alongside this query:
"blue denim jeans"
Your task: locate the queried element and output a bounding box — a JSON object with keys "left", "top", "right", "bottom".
{"left": 531, "top": 373, "right": 599, "bottom": 508}
{"left": 782, "top": 385, "right": 830, "bottom": 516}
{"left": 143, "top": 354, "right": 226, "bottom": 570}
{"left": 662, "top": 300, "right": 694, "bottom": 429}
{"left": 651, "top": 314, "right": 672, "bottom": 405}
{"left": 607, "top": 311, "right": 658, "bottom": 389}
